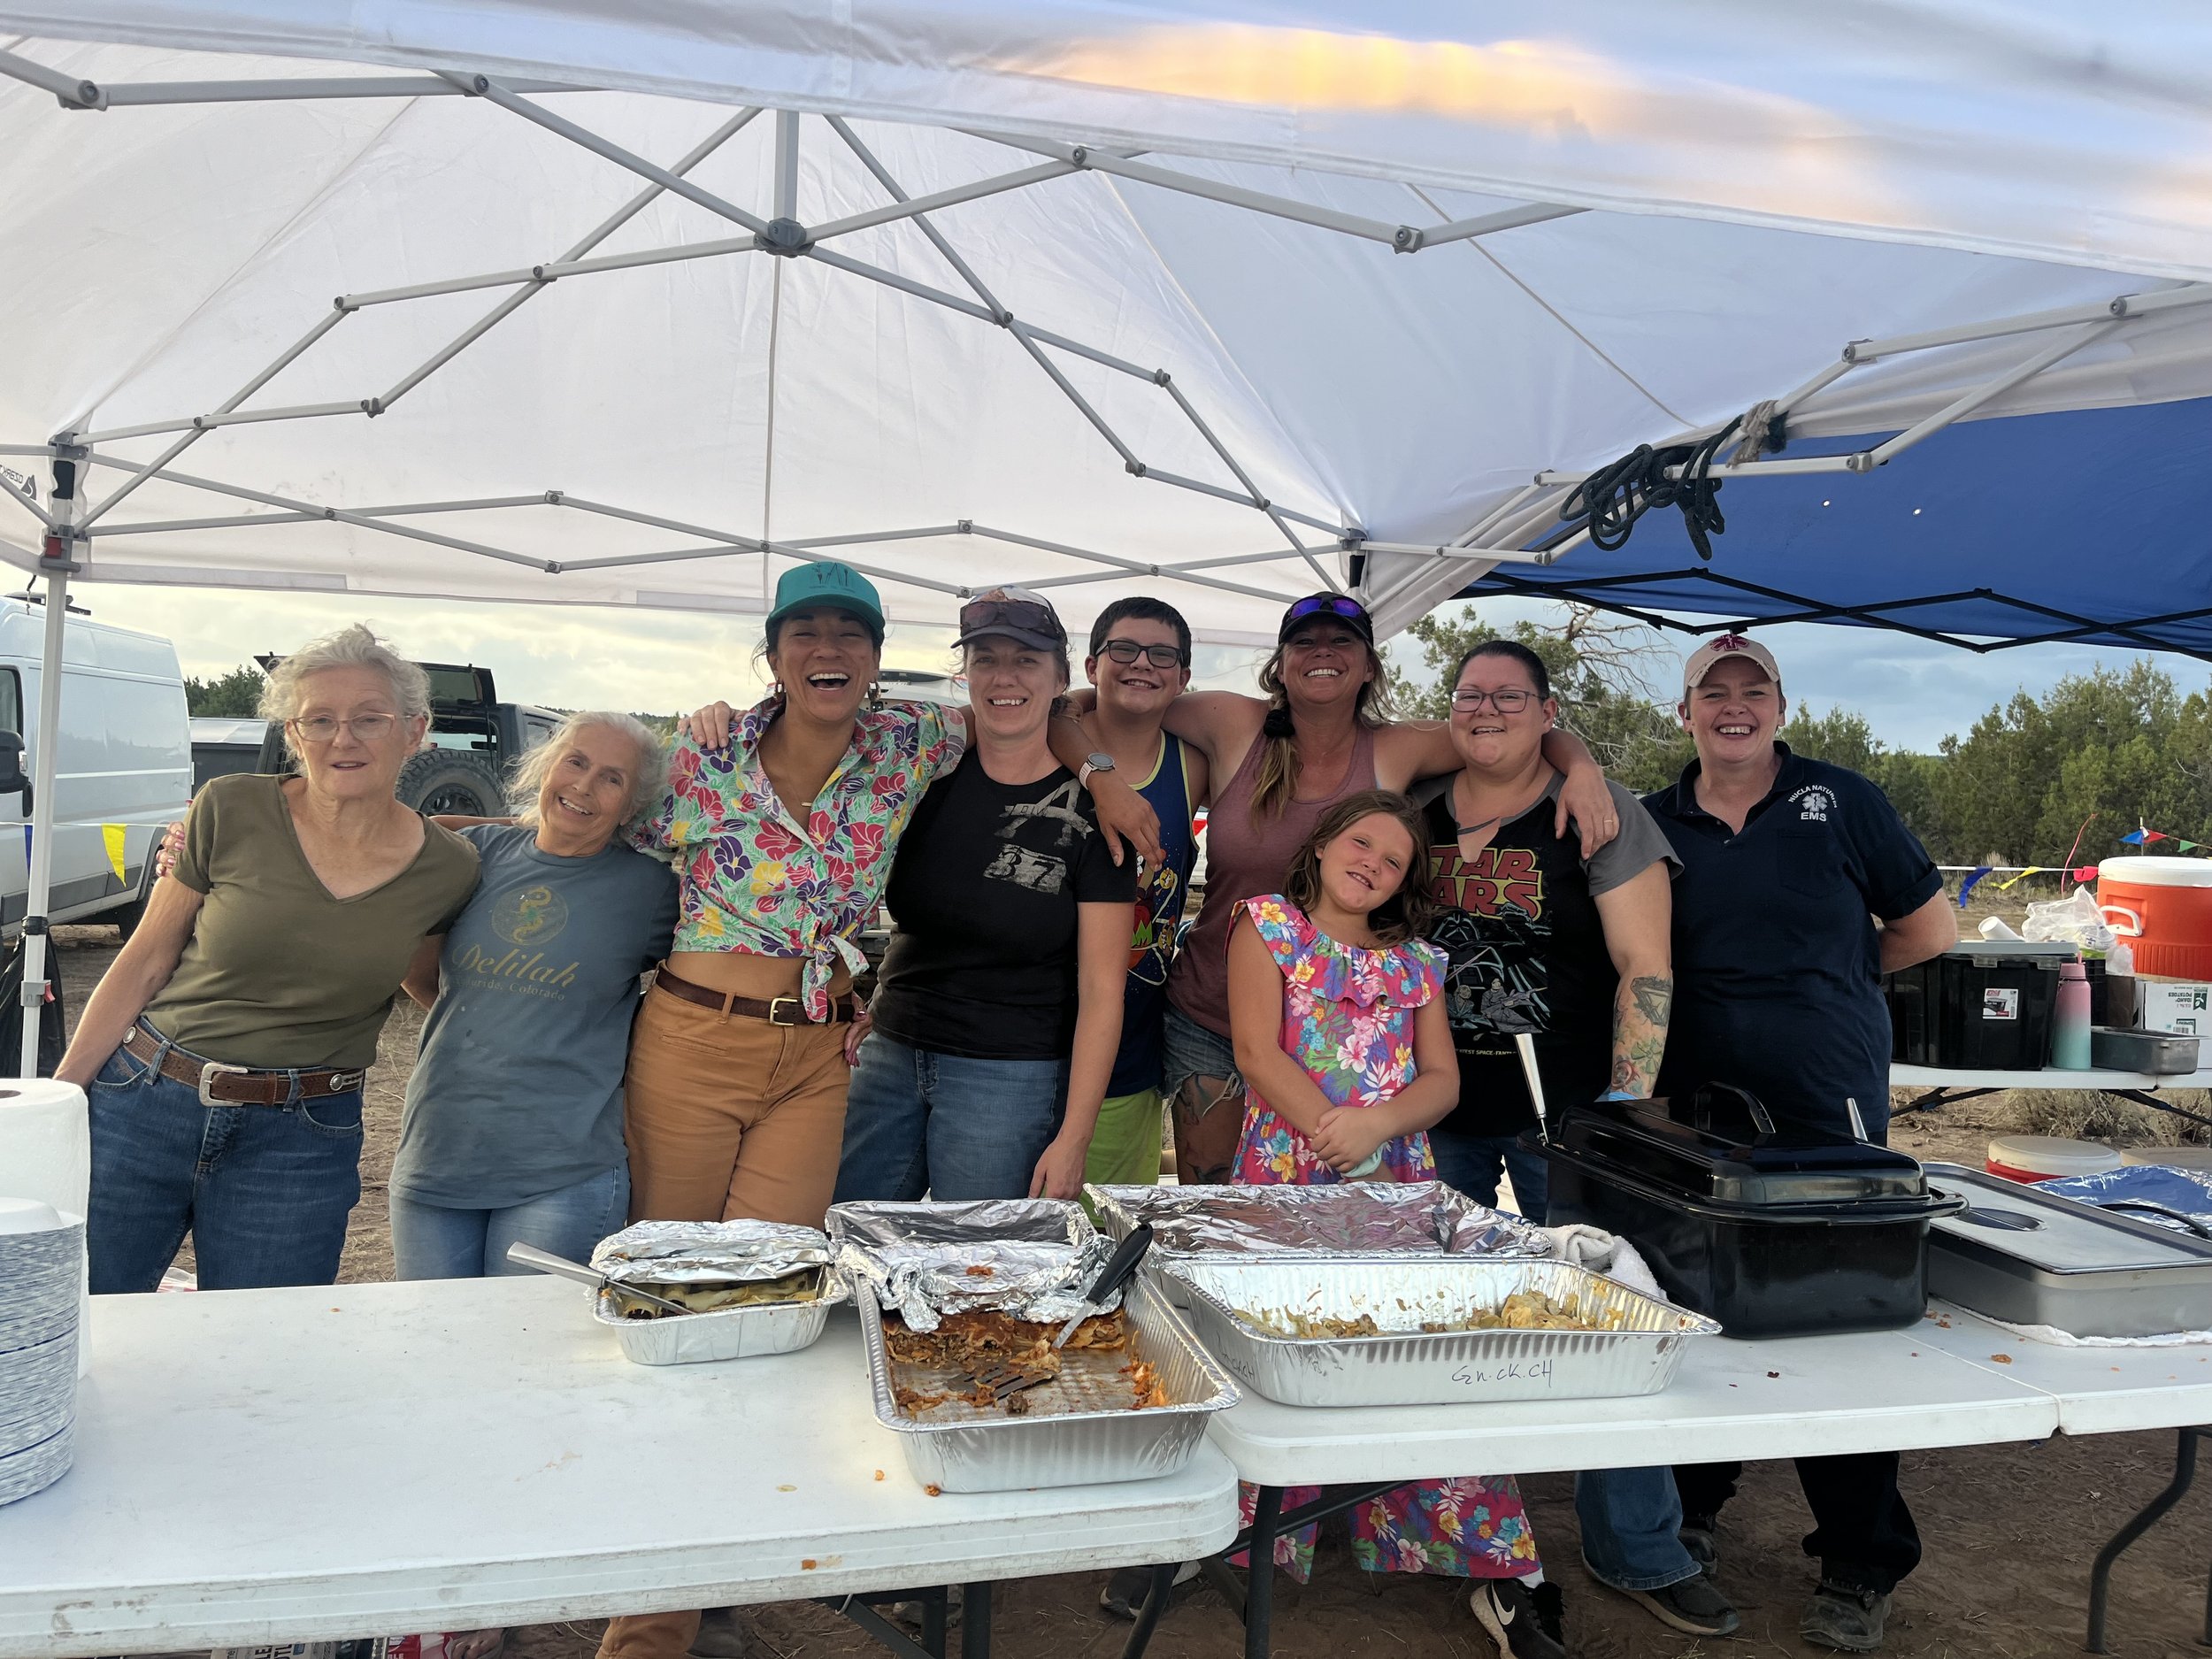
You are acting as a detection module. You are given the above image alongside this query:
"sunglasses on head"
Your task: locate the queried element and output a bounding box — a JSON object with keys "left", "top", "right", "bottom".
{"left": 958, "top": 595, "right": 1064, "bottom": 641}
{"left": 1099, "top": 638, "right": 1188, "bottom": 669}
{"left": 1281, "top": 594, "right": 1372, "bottom": 632}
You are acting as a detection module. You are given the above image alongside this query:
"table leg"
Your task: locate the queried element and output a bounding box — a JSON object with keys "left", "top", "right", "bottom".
{"left": 826, "top": 1594, "right": 941, "bottom": 1659}
{"left": 959, "top": 1581, "right": 992, "bottom": 1659}
{"left": 2086, "top": 1425, "right": 2206, "bottom": 1653}
{"left": 1242, "top": 1486, "right": 1282, "bottom": 1659}
{"left": 1118, "top": 1563, "right": 1179, "bottom": 1659}
{"left": 919, "top": 1586, "right": 948, "bottom": 1658}
{"left": 2108, "top": 1089, "right": 2212, "bottom": 1134}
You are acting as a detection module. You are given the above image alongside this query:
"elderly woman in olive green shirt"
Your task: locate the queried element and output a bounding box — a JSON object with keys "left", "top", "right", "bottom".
{"left": 60, "top": 624, "right": 479, "bottom": 1293}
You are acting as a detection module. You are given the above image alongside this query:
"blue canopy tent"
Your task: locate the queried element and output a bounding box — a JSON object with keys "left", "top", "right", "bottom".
{"left": 1455, "top": 395, "right": 2212, "bottom": 661}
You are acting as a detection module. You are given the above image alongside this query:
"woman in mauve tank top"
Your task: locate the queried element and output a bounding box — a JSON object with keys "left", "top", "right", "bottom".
{"left": 1153, "top": 594, "right": 1620, "bottom": 1184}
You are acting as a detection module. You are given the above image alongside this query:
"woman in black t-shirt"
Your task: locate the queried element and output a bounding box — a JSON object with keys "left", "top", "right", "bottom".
{"left": 833, "top": 588, "right": 1136, "bottom": 1202}
{"left": 1417, "top": 639, "right": 1676, "bottom": 1222}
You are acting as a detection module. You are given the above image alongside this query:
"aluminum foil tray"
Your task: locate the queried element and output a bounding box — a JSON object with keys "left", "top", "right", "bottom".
{"left": 591, "top": 1271, "right": 837, "bottom": 1366}
{"left": 857, "top": 1273, "right": 1238, "bottom": 1493}
{"left": 1087, "top": 1181, "right": 1550, "bottom": 1263}
{"left": 1162, "top": 1256, "right": 1719, "bottom": 1409}
{"left": 827, "top": 1197, "right": 1093, "bottom": 1249}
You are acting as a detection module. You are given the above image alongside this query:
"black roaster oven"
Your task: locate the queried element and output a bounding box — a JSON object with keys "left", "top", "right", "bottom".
{"left": 1540, "top": 1085, "right": 1965, "bottom": 1339}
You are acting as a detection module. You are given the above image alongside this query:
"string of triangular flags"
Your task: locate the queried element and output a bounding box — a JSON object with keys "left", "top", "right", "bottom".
{"left": 19, "top": 822, "right": 138, "bottom": 883}
{"left": 1955, "top": 812, "right": 2212, "bottom": 907}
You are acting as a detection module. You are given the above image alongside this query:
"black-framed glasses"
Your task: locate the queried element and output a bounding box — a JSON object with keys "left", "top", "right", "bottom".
{"left": 1099, "top": 638, "right": 1188, "bottom": 669}
{"left": 1449, "top": 687, "right": 1536, "bottom": 713}
{"left": 958, "top": 595, "right": 1064, "bottom": 642}
{"left": 1282, "top": 594, "right": 1371, "bottom": 629}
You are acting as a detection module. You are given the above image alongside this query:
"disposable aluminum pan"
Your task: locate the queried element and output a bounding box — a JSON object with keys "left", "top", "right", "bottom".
{"left": 856, "top": 1273, "right": 1238, "bottom": 1493}
{"left": 1087, "top": 1181, "right": 1550, "bottom": 1264}
{"left": 1163, "top": 1256, "right": 1720, "bottom": 1408}
{"left": 591, "top": 1271, "right": 839, "bottom": 1366}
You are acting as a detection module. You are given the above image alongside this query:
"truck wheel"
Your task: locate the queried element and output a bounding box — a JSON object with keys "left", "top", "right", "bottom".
{"left": 396, "top": 752, "right": 507, "bottom": 816}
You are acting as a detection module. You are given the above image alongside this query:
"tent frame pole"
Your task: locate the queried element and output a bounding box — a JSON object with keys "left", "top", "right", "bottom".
{"left": 19, "top": 456, "right": 78, "bottom": 1078}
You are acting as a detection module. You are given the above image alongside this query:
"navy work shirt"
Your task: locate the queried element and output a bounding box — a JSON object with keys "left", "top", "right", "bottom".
{"left": 1642, "top": 744, "right": 1940, "bottom": 1139}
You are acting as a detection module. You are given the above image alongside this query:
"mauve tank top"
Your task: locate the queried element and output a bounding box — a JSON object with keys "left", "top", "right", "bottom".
{"left": 1167, "top": 720, "right": 1381, "bottom": 1037}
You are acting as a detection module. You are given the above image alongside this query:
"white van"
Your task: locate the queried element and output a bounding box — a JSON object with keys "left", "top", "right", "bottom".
{"left": 0, "top": 598, "right": 190, "bottom": 933}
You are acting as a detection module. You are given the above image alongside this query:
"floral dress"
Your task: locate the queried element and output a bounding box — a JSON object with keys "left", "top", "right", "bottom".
{"left": 1232, "top": 895, "right": 1540, "bottom": 1583}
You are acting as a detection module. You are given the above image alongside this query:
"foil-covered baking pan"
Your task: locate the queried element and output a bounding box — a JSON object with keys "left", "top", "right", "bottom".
{"left": 827, "top": 1197, "right": 1091, "bottom": 1249}
{"left": 857, "top": 1274, "right": 1238, "bottom": 1493}
{"left": 591, "top": 1271, "right": 839, "bottom": 1366}
{"left": 830, "top": 1197, "right": 1118, "bottom": 1330}
{"left": 1087, "top": 1181, "right": 1550, "bottom": 1263}
{"left": 1162, "top": 1256, "right": 1718, "bottom": 1408}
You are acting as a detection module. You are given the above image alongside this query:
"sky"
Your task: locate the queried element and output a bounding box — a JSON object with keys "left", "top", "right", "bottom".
{"left": 69, "top": 582, "right": 2181, "bottom": 754}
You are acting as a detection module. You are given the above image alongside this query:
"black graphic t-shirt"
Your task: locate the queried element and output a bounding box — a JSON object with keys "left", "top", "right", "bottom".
{"left": 872, "top": 748, "right": 1139, "bottom": 1060}
{"left": 1419, "top": 775, "right": 1678, "bottom": 1138}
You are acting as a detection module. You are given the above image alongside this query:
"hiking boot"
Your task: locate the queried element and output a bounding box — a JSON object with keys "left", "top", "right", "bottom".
{"left": 1096, "top": 1561, "right": 1201, "bottom": 1620}
{"left": 687, "top": 1610, "right": 746, "bottom": 1659}
{"left": 1471, "top": 1578, "right": 1565, "bottom": 1659}
{"left": 1586, "top": 1566, "right": 1740, "bottom": 1638}
{"left": 1678, "top": 1513, "right": 1718, "bottom": 1577}
{"left": 1801, "top": 1582, "right": 1891, "bottom": 1653}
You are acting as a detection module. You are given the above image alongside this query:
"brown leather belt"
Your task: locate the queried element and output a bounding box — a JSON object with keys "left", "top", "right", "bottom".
{"left": 651, "top": 963, "right": 860, "bottom": 1025}
{"left": 124, "top": 1024, "right": 367, "bottom": 1107}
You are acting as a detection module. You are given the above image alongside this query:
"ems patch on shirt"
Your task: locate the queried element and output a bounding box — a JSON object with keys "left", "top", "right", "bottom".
{"left": 1792, "top": 783, "right": 1837, "bottom": 822}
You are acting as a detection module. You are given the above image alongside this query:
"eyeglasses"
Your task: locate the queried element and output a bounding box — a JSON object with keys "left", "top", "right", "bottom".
{"left": 289, "top": 713, "right": 400, "bottom": 743}
{"left": 1099, "top": 639, "right": 1188, "bottom": 669}
{"left": 958, "top": 595, "right": 1064, "bottom": 643}
{"left": 1282, "top": 595, "right": 1371, "bottom": 629}
{"left": 1449, "top": 687, "right": 1536, "bottom": 713}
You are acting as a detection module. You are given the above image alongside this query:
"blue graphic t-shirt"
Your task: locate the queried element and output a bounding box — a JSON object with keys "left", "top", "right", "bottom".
{"left": 392, "top": 824, "right": 678, "bottom": 1209}
{"left": 1109, "top": 734, "right": 1199, "bottom": 1097}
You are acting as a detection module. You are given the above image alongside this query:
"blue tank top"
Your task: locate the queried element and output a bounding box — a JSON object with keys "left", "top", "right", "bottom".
{"left": 1110, "top": 733, "right": 1199, "bottom": 1096}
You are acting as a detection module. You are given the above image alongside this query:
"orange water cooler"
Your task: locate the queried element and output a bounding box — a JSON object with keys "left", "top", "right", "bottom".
{"left": 2097, "top": 856, "right": 2212, "bottom": 979}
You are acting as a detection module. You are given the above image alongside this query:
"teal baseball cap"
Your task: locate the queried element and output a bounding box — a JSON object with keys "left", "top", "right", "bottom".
{"left": 764, "top": 561, "right": 885, "bottom": 644}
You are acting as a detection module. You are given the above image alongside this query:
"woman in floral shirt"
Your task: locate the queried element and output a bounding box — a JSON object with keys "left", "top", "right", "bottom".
{"left": 1225, "top": 791, "right": 1563, "bottom": 1659}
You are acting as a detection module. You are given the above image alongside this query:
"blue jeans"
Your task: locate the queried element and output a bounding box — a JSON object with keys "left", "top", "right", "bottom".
{"left": 86, "top": 1034, "right": 365, "bottom": 1293}
{"left": 389, "top": 1165, "right": 631, "bottom": 1280}
{"left": 833, "top": 1033, "right": 1068, "bottom": 1202}
{"left": 1429, "top": 1128, "right": 1551, "bottom": 1223}
{"left": 1576, "top": 1466, "right": 1701, "bottom": 1592}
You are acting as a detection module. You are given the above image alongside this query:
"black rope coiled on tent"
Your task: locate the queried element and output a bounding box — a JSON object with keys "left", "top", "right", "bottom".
{"left": 1560, "top": 416, "right": 1740, "bottom": 561}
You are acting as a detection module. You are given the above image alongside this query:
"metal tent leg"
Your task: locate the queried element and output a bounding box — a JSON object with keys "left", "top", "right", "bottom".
{"left": 2085, "top": 1425, "right": 2209, "bottom": 1652}
{"left": 19, "top": 466, "right": 75, "bottom": 1079}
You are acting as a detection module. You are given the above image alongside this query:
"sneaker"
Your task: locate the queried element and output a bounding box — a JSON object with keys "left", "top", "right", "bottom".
{"left": 1471, "top": 1578, "right": 1565, "bottom": 1659}
{"left": 1097, "top": 1562, "right": 1201, "bottom": 1620}
{"left": 1801, "top": 1582, "right": 1891, "bottom": 1653}
{"left": 1678, "top": 1513, "right": 1718, "bottom": 1577}
{"left": 1585, "top": 1565, "right": 1740, "bottom": 1638}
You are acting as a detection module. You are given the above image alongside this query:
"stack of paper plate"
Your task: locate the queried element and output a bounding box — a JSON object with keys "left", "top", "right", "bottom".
{"left": 0, "top": 1195, "right": 80, "bottom": 1505}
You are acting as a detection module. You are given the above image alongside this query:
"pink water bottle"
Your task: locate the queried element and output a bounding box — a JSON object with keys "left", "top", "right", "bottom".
{"left": 2053, "top": 959, "right": 2093, "bottom": 1071}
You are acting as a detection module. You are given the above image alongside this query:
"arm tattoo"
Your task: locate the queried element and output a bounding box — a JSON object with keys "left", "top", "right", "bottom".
{"left": 1630, "top": 974, "right": 1673, "bottom": 1027}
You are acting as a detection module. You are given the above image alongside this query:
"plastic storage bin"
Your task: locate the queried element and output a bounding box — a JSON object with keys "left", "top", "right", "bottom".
{"left": 1540, "top": 1085, "right": 1964, "bottom": 1339}
{"left": 1886, "top": 941, "right": 2070, "bottom": 1069}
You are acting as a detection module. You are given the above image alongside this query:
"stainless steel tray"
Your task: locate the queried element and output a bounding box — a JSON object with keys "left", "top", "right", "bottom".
{"left": 1926, "top": 1162, "right": 2212, "bottom": 1336}
{"left": 856, "top": 1273, "right": 1238, "bottom": 1493}
{"left": 1087, "top": 1181, "right": 1550, "bottom": 1263}
{"left": 1162, "top": 1256, "right": 1719, "bottom": 1408}
{"left": 592, "top": 1271, "right": 838, "bottom": 1366}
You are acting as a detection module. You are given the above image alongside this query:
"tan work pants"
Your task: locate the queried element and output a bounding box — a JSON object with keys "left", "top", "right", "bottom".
{"left": 598, "top": 981, "right": 852, "bottom": 1659}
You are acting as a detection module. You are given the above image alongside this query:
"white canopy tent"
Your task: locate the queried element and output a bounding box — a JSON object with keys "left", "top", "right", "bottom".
{"left": 4, "top": 4, "right": 2212, "bottom": 1071}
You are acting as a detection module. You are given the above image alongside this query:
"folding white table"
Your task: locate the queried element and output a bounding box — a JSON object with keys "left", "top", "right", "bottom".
{"left": 0, "top": 1277, "right": 1240, "bottom": 1659}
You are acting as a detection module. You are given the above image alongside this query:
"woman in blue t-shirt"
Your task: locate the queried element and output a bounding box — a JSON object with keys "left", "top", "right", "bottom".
{"left": 388, "top": 711, "right": 678, "bottom": 1279}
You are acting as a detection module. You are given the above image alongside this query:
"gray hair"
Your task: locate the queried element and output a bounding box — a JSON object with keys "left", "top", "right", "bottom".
{"left": 509, "top": 711, "right": 667, "bottom": 828}
{"left": 259, "top": 624, "right": 432, "bottom": 757}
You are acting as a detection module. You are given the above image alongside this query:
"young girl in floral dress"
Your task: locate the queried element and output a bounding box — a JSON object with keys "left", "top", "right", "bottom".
{"left": 1226, "top": 788, "right": 1563, "bottom": 1659}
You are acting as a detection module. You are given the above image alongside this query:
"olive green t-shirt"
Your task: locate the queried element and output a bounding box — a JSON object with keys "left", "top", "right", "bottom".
{"left": 143, "top": 773, "right": 480, "bottom": 1070}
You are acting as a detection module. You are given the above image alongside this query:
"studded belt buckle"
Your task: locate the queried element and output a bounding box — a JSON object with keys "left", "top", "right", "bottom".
{"left": 198, "top": 1060, "right": 250, "bottom": 1106}
{"left": 767, "top": 996, "right": 803, "bottom": 1026}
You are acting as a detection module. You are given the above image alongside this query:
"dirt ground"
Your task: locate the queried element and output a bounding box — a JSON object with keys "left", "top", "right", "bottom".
{"left": 50, "top": 924, "right": 2212, "bottom": 1659}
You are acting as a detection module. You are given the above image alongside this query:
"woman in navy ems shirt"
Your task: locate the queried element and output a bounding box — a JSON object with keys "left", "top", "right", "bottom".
{"left": 1619, "top": 634, "right": 1955, "bottom": 1655}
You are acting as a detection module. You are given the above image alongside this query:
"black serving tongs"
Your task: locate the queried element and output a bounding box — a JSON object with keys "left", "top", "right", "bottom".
{"left": 965, "top": 1223, "right": 1155, "bottom": 1402}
